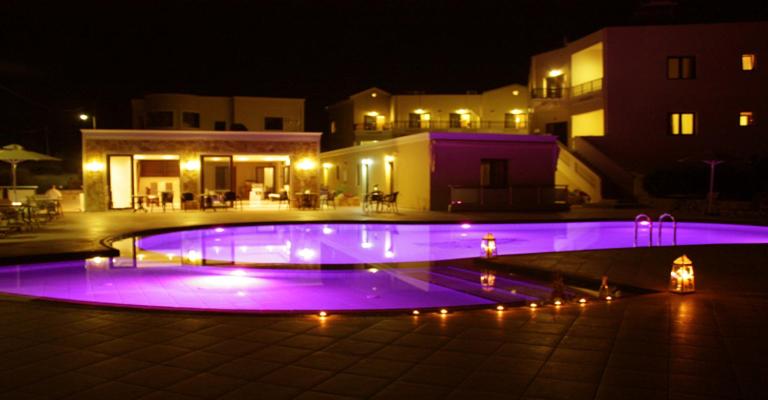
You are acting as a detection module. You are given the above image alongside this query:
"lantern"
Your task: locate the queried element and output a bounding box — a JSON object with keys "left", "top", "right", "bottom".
{"left": 481, "top": 233, "right": 497, "bottom": 258}
{"left": 670, "top": 254, "right": 695, "bottom": 294}
{"left": 480, "top": 270, "right": 496, "bottom": 291}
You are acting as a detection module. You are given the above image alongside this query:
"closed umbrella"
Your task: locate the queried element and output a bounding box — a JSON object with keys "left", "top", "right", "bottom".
{"left": 0, "top": 144, "right": 60, "bottom": 202}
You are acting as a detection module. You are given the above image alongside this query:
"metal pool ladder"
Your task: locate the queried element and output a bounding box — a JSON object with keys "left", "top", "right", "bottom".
{"left": 657, "top": 213, "right": 677, "bottom": 246}
{"left": 634, "top": 214, "right": 653, "bottom": 247}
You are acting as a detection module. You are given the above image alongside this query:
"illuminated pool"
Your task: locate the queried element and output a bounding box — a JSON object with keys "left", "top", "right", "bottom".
{"left": 0, "top": 221, "right": 765, "bottom": 313}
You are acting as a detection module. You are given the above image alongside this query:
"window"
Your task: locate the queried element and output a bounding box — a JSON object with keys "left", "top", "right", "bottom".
{"left": 742, "top": 54, "right": 755, "bottom": 71}
{"left": 264, "top": 117, "right": 284, "bottom": 130}
{"left": 480, "top": 159, "right": 508, "bottom": 188}
{"left": 146, "top": 111, "right": 173, "bottom": 128}
{"left": 670, "top": 113, "right": 695, "bottom": 135}
{"left": 363, "top": 115, "right": 376, "bottom": 130}
{"left": 214, "top": 121, "right": 226, "bottom": 131}
{"left": 504, "top": 112, "right": 528, "bottom": 129}
{"left": 739, "top": 112, "right": 754, "bottom": 126}
{"left": 668, "top": 56, "right": 696, "bottom": 79}
{"left": 182, "top": 112, "right": 200, "bottom": 128}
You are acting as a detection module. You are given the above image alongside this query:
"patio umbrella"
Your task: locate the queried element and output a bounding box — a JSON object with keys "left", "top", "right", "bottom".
{"left": 0, "top": 144, "right": 60, "bottom": 202}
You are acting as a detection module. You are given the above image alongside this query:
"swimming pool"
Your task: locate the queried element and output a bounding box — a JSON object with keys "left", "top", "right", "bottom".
{"left": 0, "top": 221, "right": 765, "bottom": 313}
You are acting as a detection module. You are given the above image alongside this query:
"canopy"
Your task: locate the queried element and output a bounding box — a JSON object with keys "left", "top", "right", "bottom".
{"left": 0, "top": 144, "right": 61, "bottom": 202}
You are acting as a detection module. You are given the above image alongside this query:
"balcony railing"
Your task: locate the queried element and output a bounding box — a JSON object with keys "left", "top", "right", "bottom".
{"left": 531, "top": 87, "right": 566, "bottom": 99}
{"left": 531, "top": 77, "right": 603, "bottom": 100}
{"left": 448, "top": 185, "right": 569, "bottom": 211}
{"left": 354, "top": 120, "right": 528, "bottom": 132}
{"left": 571, "top": 78, "right": 603, "bottom": 97}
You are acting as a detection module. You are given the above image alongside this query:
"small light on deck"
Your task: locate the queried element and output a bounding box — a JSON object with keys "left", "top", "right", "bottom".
{"left": 529, "top": 302, "right": 538, "bottom": 309}
{"left": 214, "top": 227, "right": 224, "bottom": 233}
{"left": 554, "top": 300, "right": 562, "bottom": 306}
{"left": 605, "top": 296, "right": 613, "bottom": 301}
{"left": 412, "top": 310, "right": 420, "bottom": 315}
{"left": 670, "top": 254, "right": 695, "bottom": 294}
{"left": 368, "top": 267, "right": 379, "bottom": 273}
{"left": 579, "top": 298, "right": 587, "bottom": 305}
{"left": 318, "top": 311, "right": 327, "bottom": 317}
{"left": 481, "top": 233, "right": 497, "bottom": 258}
{"left": 440, "top": 308, "right": 448, "bottom": 315}
{"left": 496, "top": 305, "right": 505, "bottom": 311}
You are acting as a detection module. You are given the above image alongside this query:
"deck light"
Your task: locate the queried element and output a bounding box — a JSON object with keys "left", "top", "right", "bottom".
{"left": 670, "top": 254, "right": 695, "bottom": 294}
{"left": 480, "top": 270, "right": 496, "bottom": 291}
{"left": 461, "top": 223, "right": 471, "bottom": 229}
{"left": 530, "top": 302, "right": 538, "bottom": 308}
{"left": 481, "top": 233, "right": 497, "bottom": 258}
{"left": 440, "top": 308, "right": 448, "bottom": 315}
{"left": 579, "top": 298, "right": 587, "bottom": 305}
{"left": 554, "top": 300, "right": 562, "bottom": 306}
{"left": 605, "top": 296, "right": 613, "bottom": 301}
{"left": 496, "top": 305, "right": 505, "bottom": 311}
{"left": 318, "top": 311, "right": 327, "bottom": 317}
{"left": 412, "top": 310, "right": 420, "bottom": 315}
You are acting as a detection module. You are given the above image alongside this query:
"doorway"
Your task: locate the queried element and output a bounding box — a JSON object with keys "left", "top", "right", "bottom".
{"left": 107, "top": 155, "right": 133, "bottom": 209}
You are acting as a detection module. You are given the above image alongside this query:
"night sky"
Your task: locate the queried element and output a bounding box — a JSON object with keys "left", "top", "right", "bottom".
{"left": 1, "top": 0, "right": 766, "bottom": 172}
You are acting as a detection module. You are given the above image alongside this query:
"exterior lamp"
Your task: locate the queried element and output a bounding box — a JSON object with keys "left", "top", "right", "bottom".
{"left": 670, "top": 254, "right": 695, "bottom": 294}
{"left": 84, "top": 160, "right": 105, "bottom": 172}
{"left": 481, "top": 233, "right": 497, "bottom": 258}
{"left": 79, "top": 113, "right": 97, "bottom": 129}
{"left": 480, "top": 270, "right": 496, "bottom": 291}
{"left": 322, "top": 162, "right": 333, "bottom": 169}
{"left": 183, "top": 160, "right": 201, "bottom": 171}
{"left": 296, "top": 158, "right": 317, "bottom": 171}
{"left": 548, "top": 69, "right": 563, "bottom": 77}
{"left": 361, "top": 158, "right": 373, "bottom": 166}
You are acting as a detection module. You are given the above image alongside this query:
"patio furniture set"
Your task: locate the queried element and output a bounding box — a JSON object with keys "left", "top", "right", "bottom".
{"left": 0, "top": 196, "right": 63, "bottom": 237}
{"left": 362, "top": 190, "right": 399, "bottom": 213}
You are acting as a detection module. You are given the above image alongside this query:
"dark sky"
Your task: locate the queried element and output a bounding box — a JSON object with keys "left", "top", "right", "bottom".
{"left": 1, "top": 0, "right": 766, "bottom": 169}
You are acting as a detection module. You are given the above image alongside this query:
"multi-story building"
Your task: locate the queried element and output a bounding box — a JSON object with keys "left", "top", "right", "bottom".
{"left": 324, "top": 84, "right": 530, "bottom": 150}
{"left": 529, "top": 21, "right": 767, "bottom": 200}
{"left": 131, "top": 93, "right": 305, "bottom": 132}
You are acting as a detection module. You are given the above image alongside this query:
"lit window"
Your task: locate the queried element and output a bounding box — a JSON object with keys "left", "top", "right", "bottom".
{"left": 504, "top": 112, "right": 528, "bottom": 129}
{"left": 670, "top": 113, "right": 695, "bottom": 135}
{"left": 742, "top": 54, "right": 755, "bottom": 71}
{"left": 739, "top": 112, "right": 754, "bottom": 126}
{"left": 668, "top": 56, "right": 696, "bottom": 79}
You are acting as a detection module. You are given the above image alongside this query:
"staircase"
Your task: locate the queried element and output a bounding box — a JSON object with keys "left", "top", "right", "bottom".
{"left": 555, "top": 142, "right": 603, "bottom": 203}
{"left": 569, "top": 138, "right": 646, "bottom": 207}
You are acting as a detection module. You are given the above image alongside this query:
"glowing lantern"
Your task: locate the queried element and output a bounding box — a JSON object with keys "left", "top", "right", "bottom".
{"left": 481, "top": 233, "right": 497, "bottom": 258}
{"left": 480, "top": 270, "right": 496, "bottom": 291}
{"left": 670, "top": 255, "right": 695, "bottom": 294}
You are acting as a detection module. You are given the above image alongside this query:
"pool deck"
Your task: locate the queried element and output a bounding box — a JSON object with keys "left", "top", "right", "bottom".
{"left": 0, "top": 207, "right": 767, "bottom": 399}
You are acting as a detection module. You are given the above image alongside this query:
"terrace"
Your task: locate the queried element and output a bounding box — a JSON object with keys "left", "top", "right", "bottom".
{"left": 0, "top": 207, "right": 766, "bottom": 399}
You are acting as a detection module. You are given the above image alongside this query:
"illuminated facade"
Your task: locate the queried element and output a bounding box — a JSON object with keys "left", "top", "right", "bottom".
{"left": 530, "top": 21, "right": 767, "bottom": 199}
{"left": 324, "top": 84, "right": 530, "bottom": 150}
{"left": 320, "top": 132, "right": 562, "bottom": 211}
{"left": 131, "top": 93, "right": 305, "bottom": 132}
{"left": 81, "top": 130, "right": 320, "bottom": 212}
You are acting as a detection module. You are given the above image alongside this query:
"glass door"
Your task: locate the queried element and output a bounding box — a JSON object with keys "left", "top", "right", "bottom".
{"left": 107, "top": 155, "right": 133, "bottom": 209}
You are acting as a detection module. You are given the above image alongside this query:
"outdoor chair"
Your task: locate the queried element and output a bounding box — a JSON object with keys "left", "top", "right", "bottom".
{"left": 181, "top": 192, "right": 195, "bottom": 211}
{"left": 223, "top": 191, "right": 240, "bottom": 209}
{"left": 161, "top": 191, "right": 174, "bottom": 212}
{"left": 320, "top": 190, "right": 336, "bottom": 209}
{"left": 277, "top": 191, "right": 290, "bottom": 209}
{"left": 382, "top": 191, "right": 399, "bottom": 213}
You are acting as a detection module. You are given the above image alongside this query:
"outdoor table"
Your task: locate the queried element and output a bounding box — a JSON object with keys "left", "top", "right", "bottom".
{"left": 296, "top": 193, "right": 318, "bottom": 210}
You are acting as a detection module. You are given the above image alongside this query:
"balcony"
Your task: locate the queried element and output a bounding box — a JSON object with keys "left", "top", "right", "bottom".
{"left": 354, "top": 121, "right": 528, "bottom": 136}
{"left": 571, "top": 78, "right": 602, "bottom": 98}
{"left": 531, "top": 78, "right": 603, "bottom": 100}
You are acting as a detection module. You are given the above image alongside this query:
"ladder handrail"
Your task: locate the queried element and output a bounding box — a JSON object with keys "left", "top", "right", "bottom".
{"left": 634, "top": 214, "right": 653, "bottom": 247}
{"left": 658, "top": 213, "right": 677, "bottom": 246}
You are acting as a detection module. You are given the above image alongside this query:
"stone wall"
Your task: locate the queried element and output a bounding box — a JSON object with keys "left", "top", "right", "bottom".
{"left": 83, "top": 138, "right": 319, "bottom": 211}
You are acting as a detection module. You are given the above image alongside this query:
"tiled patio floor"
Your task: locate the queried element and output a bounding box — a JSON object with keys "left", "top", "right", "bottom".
{"left": 0, "top": 207, "right": 766, "bottom": 398}
{"left": 0, "top": 291, "right": 765, "bottom": 399}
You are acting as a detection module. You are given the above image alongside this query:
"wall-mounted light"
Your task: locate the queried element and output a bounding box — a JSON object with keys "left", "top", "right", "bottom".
{"left": 84, "top": 160, "right": 105, "bottom": 172}
{"left": 384, "top": 155, "right": 395, "bottom": 163}
{"left": 371, "top": 92, "right": 377, "bottom": 98}
{"left": 548, "top": 69, "right": 564, "bottom": 77}
{"left": 183, "top": 160, "right": 201, "bottom": 171}
{"left": 366, "top": 111, "right": 379, "bottom": 117}
{"left": 455, "top": 109, "right": 469, "bottom": 115}
{"left": 296, "top": 158, "right": 317, "bottom": 171}
{"left": 510, "top": 109, "right": 524, "bottom": 115}
{"left": 361, "top": 158, "right": 373, "bottom": 166}
{"left": 512, "top": 90, "right": 520, "bottom": 96}
{"left": 322, "top": 162, "right": 333, "bottom": 169}
{"left": 413, "top": 108, "right": 426, "bottom": 114}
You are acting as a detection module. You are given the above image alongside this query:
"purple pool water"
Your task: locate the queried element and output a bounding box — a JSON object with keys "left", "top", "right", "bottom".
{"left": 0, "top": 221, "right": 765, "bottom": 312}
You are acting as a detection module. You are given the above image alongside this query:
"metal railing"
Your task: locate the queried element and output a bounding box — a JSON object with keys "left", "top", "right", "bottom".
{"left": 354, "top": 120, "right": 528, "bottom": 132}
{"left": 449, "top": 185, "right": 568, "bottom": 210}
{"left": 571, "top": 78, "right": 603, "bottom": 97}
{"left": 531, "top": 87, "right": 566, "bottom": 99}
